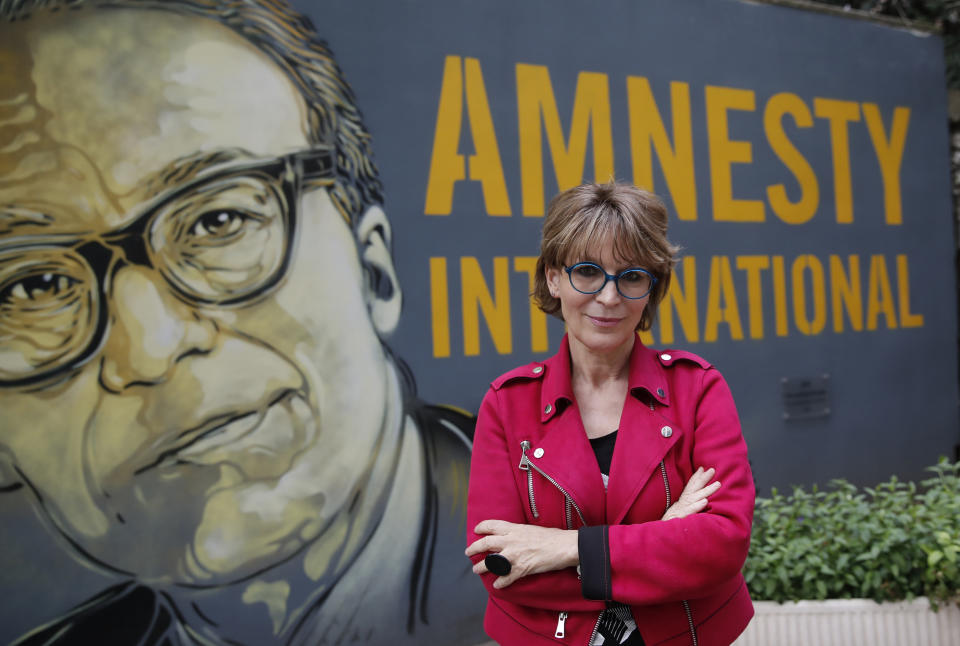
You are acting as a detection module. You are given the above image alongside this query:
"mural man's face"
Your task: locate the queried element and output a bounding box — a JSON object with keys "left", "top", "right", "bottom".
{"left": 0, "top": 9, "right": 403, "bottom": 585}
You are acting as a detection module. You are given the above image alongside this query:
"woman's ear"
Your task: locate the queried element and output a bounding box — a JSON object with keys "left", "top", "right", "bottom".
{"left": 356, "top": 206, "right": 402, "bottom": 336}
{"left": 545, "top": 265, "right": 563, "bottom": 298}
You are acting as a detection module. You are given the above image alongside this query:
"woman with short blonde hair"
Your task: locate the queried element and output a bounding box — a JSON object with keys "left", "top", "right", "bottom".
{"left": 467, "top": 182, "right": 755, "bottom": 646}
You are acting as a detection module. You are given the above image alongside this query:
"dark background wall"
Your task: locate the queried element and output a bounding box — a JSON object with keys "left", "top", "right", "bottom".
{"left": 307, "top": 0, "right": 960, "bottom": 493}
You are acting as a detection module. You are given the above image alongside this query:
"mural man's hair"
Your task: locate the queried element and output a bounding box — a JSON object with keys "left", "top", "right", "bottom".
{"left": 0, "top": 0, "right": 383, "bottom": 229}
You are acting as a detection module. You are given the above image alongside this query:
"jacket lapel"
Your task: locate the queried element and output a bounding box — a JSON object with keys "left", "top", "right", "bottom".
{"left": 525, "top": 401, "right": 608, "bottom": 526}
{"left": 526, "top": 337, "right": 606, "bottom": 526}
{"left": 605, "top": 339, "right": 679, "bottom": 525}
{"left": 606, "top": 392, "right": 679, "bottom": 524}
{"left": 532, "top": 336, "right": 682, "bottom": 527}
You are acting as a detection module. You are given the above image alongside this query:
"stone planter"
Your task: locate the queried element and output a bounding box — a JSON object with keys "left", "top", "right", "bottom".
{"left": 470, "top": 597, "right": 960, "bottom": 646}
{"left": 733, "top": 597, "right": 960, "bottom": 646}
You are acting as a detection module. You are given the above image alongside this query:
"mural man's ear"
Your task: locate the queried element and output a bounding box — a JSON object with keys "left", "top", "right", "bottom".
{"left": 357, "top": 206, "right": 402, "bottom": 336}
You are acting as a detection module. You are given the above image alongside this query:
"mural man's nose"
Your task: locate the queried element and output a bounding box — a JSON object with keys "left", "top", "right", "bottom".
{"left": 99, "top": 266, "right": 218, "bottom": 392}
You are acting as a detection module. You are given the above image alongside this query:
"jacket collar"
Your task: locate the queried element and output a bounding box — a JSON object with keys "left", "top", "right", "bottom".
{"left": 540, "top": 334, "right": 670, "bottom": 422}
{"left": 533, "top": 334, "right": 680, "bottom": 525}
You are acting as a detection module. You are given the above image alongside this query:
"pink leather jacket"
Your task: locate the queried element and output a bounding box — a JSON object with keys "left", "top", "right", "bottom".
{"left": 467, "top": 335, "right": 755, "bottom": 645}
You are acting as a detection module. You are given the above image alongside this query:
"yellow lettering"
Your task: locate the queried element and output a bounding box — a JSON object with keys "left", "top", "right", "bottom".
{"left": 513, "top": 256, "right": 550, "bottom": 352}
{"left": 705, "top": 86, "right": 764, "bottom": 222}
{"left": 517, "top": 64, "right": 614, "bottom": 216}
{"left": 764, "top": 93, "right": 819, "bottom": 224}
{"left": 772, "top": 255, "right": 788, "bottom": 336}
{"left": 424, "top": 57, "right": 511, "bottom": 216}
{"left": 659, "top": 256, "right": 699, "bottom": 343}
{"left": 464, "top": 58, "right": 511, "bottom": 216}
{"left": 863, "top": 103, "right": 910, "bottom": 225}
{"left": 461, "top": 257, "right": 513, "bottom": 355}
{"left": 813, "top": 98, "right": 860, "bottom": 223}
{"left": 896, "top": 254, "right": 924, "bottom": 328}
{"left": 424, "top": 57, "right": 465, "bottom": 215}
{"left": 735, "top": 255, "right": 769, "bottom": 339}
{"left": 792, "top": 255, "right": 827, "bottom": 335}
{"left": 866, "top": 254, "right": 897, "bottom": 330}
{"left": 429, "top": 257, "right": 451, "bottom": 357}
{"left": 627, "top": 77, "right": 697, "bottom": 221}
{"left": 829, "top": 255, "right": 863, "bottom": 333}
{"left": 704, "top": 256, "right": 744, "bottom": 341}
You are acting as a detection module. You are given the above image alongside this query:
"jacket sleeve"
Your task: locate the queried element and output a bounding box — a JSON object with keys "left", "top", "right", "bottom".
{"left": 466, "top": 386, "right": 606, "bottom": 612}
{"left": 579, "top": 368, "right": 755, "bottom": 605}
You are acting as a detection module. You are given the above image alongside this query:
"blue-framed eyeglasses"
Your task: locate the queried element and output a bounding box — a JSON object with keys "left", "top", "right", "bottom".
{"left": 563, "top": 262, "right": 657, "bottom": 300}
{"left": 0, "top": 146, "right": 336, "bottom": 388}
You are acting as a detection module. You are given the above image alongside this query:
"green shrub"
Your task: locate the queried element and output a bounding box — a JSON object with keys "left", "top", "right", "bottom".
{"left": 744, "top": 458, "right": 960, "bottom": 606}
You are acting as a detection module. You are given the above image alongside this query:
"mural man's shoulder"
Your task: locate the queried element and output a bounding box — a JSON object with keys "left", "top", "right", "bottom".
{"left": 12, "top": 583, "right": 185, "bottom": 646}
{"left": 406, "top": 402, "right": 487, "bottom": 644}
{"left": 413, "top": 402, "right": 475, "bottom": 446}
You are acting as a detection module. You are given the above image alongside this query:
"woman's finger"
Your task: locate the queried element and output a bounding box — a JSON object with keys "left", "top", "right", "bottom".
{"left": 701, "top": 480, "right": 721, "bottom": 497}
{"left": 492, "top": 570, "right": 522, "bottom": 589}
{"left": 474, "top": 518, "right": 515, "bottom": 536}
{"left": 687, "top": 480, "right": 722, "bottom": 502}
{"left": 465, "top": 535, "right": 497, "bottom": 557}
{"left": 682, "top": 469, "right": 719, "bottom": 498}
{"left": 690, "top": 467, "right": 716, "bottom": 490}
{"left": 680, "top": 467, "right": 708, "bottom": 495}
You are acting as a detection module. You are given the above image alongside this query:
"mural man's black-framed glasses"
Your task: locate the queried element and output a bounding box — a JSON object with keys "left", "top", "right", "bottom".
{"left": 0, "top": 147, "right": 336, "bottom": 388}
{"left": 563, "top": 262, "right": 657, "bottom": 300}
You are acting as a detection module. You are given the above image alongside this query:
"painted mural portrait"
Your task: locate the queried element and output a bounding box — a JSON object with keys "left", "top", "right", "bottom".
{"left": 0, "top": 1, "right": 484, "bottom": 644}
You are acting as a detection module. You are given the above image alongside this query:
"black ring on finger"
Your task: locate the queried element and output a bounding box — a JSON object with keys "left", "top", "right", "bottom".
{"left": 484, "top": 553, "right": 512, "bottom": 576}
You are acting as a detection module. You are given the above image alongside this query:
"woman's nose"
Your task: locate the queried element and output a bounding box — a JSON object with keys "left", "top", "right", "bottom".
{"left": 595, "top": 276, "right": 622, "bottom": 304}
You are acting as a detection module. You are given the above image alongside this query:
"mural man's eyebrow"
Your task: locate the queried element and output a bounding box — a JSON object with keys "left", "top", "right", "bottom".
{"left": 0, "top": 150, "right": 257, "bottom": 236}
{"left": 0, "top": 208, "right": 53, "bottom": 237}
{"left": 142, "top": 148, "right": 262, "bottom": 195}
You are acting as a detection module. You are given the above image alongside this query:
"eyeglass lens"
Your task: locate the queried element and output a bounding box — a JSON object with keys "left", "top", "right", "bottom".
{"left": 0, "top": 168, "right": 292, "bottom": 385}
{"left": 568, "top": 263, "right": 652, "bottom": 299}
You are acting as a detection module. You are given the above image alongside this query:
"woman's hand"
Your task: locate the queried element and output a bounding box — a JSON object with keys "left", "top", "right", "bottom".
{"left": 661, "top": 466, "right": 720, "bottom": 521}
{"left": 465, "top": 520, "right": 578, "bottom": 589}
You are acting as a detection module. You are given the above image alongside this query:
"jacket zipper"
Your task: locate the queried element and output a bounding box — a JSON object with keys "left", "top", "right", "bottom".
{"left": 539, "top": 394, "right": 695, "bottom": 645}
{"left": 555, "top": 611, "right": 568, "bottom": 638}
{"left": 681, "top": 600, "right": 698, "bottom": 646}
{"left": 657, "top": 437, "right": 698, "bottom": 646}
{"left": 518, "top": 440, "right": 538, "bottom": 518}
{"left": 518, "top": 440, "right": 587, "bottom": 527}
{"left": 520, "top": 440, "right": 589, "bottom": 642}
{"left": 660, "top": 461, "right": 671, "bottom": 515}
{"left": 587, "top": 613, "right": 602, "bottom": 645}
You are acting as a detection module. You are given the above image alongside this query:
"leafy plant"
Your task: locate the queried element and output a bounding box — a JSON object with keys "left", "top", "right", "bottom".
{"left": 744, "top": 458, "right": 960, "bottom": 607}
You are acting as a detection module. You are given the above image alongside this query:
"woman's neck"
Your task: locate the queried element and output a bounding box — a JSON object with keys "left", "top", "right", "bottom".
{"left": 568, "top": 333, "right": 635, "bottom": 388}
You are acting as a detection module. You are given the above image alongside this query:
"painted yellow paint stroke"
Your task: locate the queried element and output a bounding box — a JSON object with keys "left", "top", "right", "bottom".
{"left": 243, "top": 580, "right": 291, "bottom": 635}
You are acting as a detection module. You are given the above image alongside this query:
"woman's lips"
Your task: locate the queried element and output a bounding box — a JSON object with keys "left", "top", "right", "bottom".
{"left": 588, "top": 315, "right": 622, "bottom": 328}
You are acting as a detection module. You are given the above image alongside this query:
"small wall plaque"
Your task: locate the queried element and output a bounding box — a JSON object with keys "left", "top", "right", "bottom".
{"left": 781, "top": 374, "right": 831, "bottom": 421}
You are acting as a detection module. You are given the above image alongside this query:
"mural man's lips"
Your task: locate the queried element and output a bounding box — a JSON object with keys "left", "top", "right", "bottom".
{"left": 175, "top": 409, "right": 267, "bottom": 458}
{"left": 135, "top": 389, "right": 307, "bottom": 475}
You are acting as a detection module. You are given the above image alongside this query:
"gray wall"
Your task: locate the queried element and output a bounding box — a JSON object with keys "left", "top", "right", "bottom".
{"left": 315, "top": 0, "right": 960, "bottom": 492}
